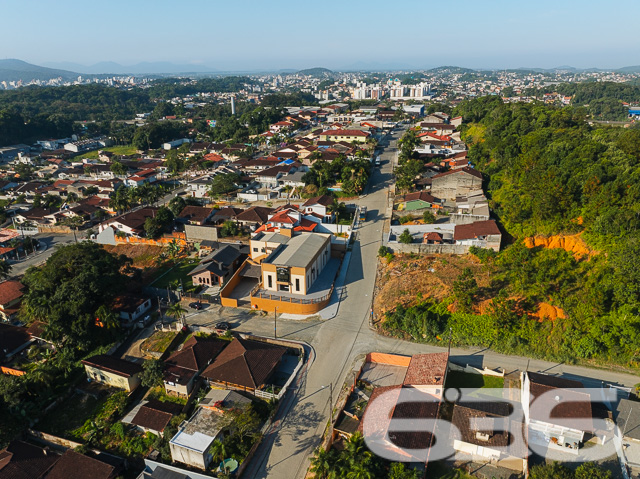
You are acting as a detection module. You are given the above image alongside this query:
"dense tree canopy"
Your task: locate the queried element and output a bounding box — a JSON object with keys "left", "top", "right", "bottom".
{"left": 20, "top": 242, "right": 129, "bottom": 348}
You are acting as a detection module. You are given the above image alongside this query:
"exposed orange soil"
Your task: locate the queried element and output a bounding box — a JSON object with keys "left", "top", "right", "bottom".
{"left": 523, "top": 233, "right": 593, "bottom": 258}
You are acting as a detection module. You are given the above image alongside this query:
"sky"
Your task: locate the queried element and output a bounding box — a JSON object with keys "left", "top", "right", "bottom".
{"left": 1, "top": 0, "right": 639, "bottom": 71}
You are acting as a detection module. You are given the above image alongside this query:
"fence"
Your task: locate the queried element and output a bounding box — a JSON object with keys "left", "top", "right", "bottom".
{"left": 448, "top": 363, "right": 505, "bottom": 377}
{"left": 388, "top": 242, "right": 471, "bottom": 255}
{"left": 15, "top": 226, "right": 39, "bottom": 236}
{"left": 251, "top": 288, "right": 333, "bottom": 305}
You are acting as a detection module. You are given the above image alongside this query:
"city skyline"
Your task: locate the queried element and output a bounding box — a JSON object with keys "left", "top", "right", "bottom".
{"left": 1, "top": 0, "right": 639, "bottom": 71}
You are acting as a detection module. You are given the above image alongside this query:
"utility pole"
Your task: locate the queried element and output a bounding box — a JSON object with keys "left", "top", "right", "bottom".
{"left": 328, "top": 382, "right": 334, "bottom": 439}
{"left": 448, "top": 327, "right": 453, "bottom": 355}
{"left": 274, "top": 306, "right": 278, "bottom": 339}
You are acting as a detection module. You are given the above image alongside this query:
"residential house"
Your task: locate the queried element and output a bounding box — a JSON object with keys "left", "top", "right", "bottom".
{"left": 111, "top": 294, "right": 152, "bottom": 324}
{"left": 210, "top": 207, "right": 243, "bottom": 225}
{"left": 614, "top": 398, "right": 640, "bottom": 474}
{"left": 81, "top": 354, "right": 143, "bottom": 392}
{"left": 201, "top": 337, "right": 287, "bottom": 394}
{"left": 129, "top": 399, "right": 184, "bottom": 436}
{"left": 301, "top": 195, "right": 334, "bottom": 223}
{"left": 318, "top": 129, "right": 370, "bottom": 143}
{"left": 188, "top": 243, "right": 246, "bottom": 288}
{"left": 400, "top": 191, "right": 441, "bottom": 211}
{"left": 14, "top": 207, "right": 58, "bottom": 225}
{"left": 430, "top": 167, "right": 483, "bottom": 201}
{"left": 0, "top": 323, "right": 32, "bottom": 364}
{"left": 0, "top": 280, "right": 24, "bottom": 321}
{"left": 255, "top": 165, "right": 296, "bottom": 189}
{"left": 451, "top": 401, "right": 527, "bottom": 473}
{"left": 169, "top": 406, "right": 232, "bottom": 470}
{"left": 177, "top": 206, "right": 214, "bottom": 226}
{"left": 163, "top": 336, "right": 228, "bottom": 398}
{"left": 235, "top": 206, "right": 274, "bottom": 229}
{"left": 522, "top": 371, "right": 593, "bottom": 452}
{"left": 453, "top": 220, "right": 502, "bottom": 252}
{"left": 98, "top": 207, "right": 159, "bottom": 237}
{"left": 45, "top": 450, "right": 118, "bottom": 479}
{"left": 0, "top": 440, "right": 60, "bottom": 479}
{"left": 200, "top": 389, "right": 252, "bottom": 412}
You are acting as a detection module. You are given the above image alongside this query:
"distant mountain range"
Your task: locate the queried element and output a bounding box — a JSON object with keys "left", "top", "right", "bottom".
{"left": 0, "top": 59, "right": 79, "bottom": 83}
{"left": 2, "top": 59, "right": 640, "bottom": 84}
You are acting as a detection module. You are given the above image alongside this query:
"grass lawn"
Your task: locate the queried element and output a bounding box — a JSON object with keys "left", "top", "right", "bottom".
{"left": 149, "top": 258, "right": 200, "bottom": 290}
{"left": 141, "top": 331, "right": 178, "bottom": 354}
{"left": 72, "top": 145, "right": 139, "bottom": 160}
{"left": 38, "top": 392, "right": 104, "bottom": 437}
{"left": 427, "top": 462, "right": 475, "bottom": 479}
{"left": 445, "top": 371, "right": 504, "bottom": 389}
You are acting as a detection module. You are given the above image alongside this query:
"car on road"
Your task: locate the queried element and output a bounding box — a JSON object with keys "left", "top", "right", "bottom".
{"left": 214, "top": 321, "right": 231, "bottom": 333}
{"left": 137, "top": 315, "right": 152, "bottom": 328}
{"left": 189, "top": 301, "right": 203, "bottom": 310}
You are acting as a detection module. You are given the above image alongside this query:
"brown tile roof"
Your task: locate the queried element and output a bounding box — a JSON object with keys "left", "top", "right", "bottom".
{"left": 0, "top": 280, "right": 24, "bottom": 306}
{"left": 527, "top": 372, "right": 592, "bottom": 431}
{"left": 235, "top": 206, "right": 274, "bottom": 223}
{"left": 81, "top": 354, "right": 142, "bottom": 378}
{"left": 389, "top": 388, "right": 440, "bottom": 452}
{"left": 26, "top": 321, "right": 47, "bottom": 339}
{"left": 131, "top": 399, "right": 182, "bottom": 433}
{"left": 177, "top": 206, "right": 214, "bottom": 223}
{"left": 0, "top": 441, "right": 59, "bottom": 479}
{"left": 432, "top": 166, "right": 482, "bottom": 181}
{"left": 404, "top": 191, "right": 438, "bottom": 204}
{"left": 453, "top": 220, "right": 501, "bottom": 240}
{"left": 302, "top": 195, "right": 333, "bottom": 208}
{"left": 44, "top": 450, "right": 115, "bottom": 479}
{"left": 201, "top": 337, "right": 287, "bottom": 389}
{"left": 451, "top": 402, "right": 527, "bottom": 458}
{"left": 165, "top": 336, "right": 228, "bottom": 372}
{"left": 403, "top": 352, "right": 448, "bottom": 386}
{"left": 0, "top": 323, "right": 31, "bottom": 362}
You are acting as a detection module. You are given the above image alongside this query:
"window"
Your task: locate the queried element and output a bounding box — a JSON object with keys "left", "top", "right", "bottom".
{"left": 253, "top": 247, "right": 259, "bottom": 252}
{"left": 295, "top": 278, "right": 300, "bottom": 292}
{"left": 268, "top": 275, "right": 272, "bottom": 288}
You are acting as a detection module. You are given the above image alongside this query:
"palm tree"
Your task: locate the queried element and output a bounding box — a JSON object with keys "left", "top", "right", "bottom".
{"left": 167, "top": 302, "right": 187, "bottom": 325}
{"left": 309, "top": 447, "right": 336, "bottom": 479}
{"left": 209, "top": 439, "right": 227, "bottom": 464}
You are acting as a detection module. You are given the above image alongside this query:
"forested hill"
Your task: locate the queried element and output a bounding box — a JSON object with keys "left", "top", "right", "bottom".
{"left": 383, "top": 97, "right": 640, "bottom": 367}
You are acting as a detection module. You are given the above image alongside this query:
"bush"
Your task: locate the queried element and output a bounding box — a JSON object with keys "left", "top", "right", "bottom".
{"left": 398, "top": 215, "right": 413, "bottom": 224}
{"left": 422, "top": 211, "right": 436, "bottom": 224}
{"left": 399, "top": 229, "right": 413, "bottom": 244}
{"left": 469, "top": 245, "right": 497, "bottom": 263}
{"left": 378, "top": 245, "right": 390, "bottom": 257}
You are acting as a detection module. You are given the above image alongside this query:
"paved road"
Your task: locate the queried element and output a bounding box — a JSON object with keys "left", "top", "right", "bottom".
{"left": 8, "top": 232, "right": 77, "bottom": 277}
{"left": 184, "top": 127, "right": 639, "bottom": 478}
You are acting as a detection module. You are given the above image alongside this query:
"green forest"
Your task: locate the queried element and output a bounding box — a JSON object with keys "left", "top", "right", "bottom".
{"left": 384, "top": 96, "right": 640, "bottom": 369}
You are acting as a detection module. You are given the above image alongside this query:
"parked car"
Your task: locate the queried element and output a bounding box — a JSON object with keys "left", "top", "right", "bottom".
{"left": 137, "top": 315, "right": 152, "bottom": 328}
{"left": 214, "top": 321, "right": 231, "bottom": 333}
{"left": 189, "top": 301, "right": 202, "bottom": 310}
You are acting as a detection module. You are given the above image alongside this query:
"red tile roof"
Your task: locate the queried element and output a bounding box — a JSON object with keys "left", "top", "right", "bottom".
{"left": 432, "top": 166, "right": 482, "bottom": 181}
{"left": 0, "top": 280, "right": 24, "bottom": 306}
{"left": 403, "top": 353, "right": 448, "bottom": 386}
{"left": 319, "top": 129, "right": 370, "bottom": 137}
{"left": 453, "top": 220, "right": 501, "bottom": 240}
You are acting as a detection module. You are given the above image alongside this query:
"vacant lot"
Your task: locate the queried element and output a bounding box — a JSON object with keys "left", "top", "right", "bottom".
{"left": 373, "top": 254, "right": 490, "bottom": 317}
{"left": 74, "top": 145, "right": 139, "bottom": 160}
{"left": 150, "top": 258, "right": 200, "bottom": 290}
{"left": 38, "top": 393, "right": 104, "bottom": 437}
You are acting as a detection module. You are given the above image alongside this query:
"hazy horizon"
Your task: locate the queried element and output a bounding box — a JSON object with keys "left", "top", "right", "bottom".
{"left": 2, "top": 0, "right": 639, "bottom": 72}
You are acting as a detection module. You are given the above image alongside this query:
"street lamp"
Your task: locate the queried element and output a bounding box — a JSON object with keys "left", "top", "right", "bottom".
{"left": 323, "top": 383, "right": 334, "bottom": 438}
{"left": 274, "top": 306, "right": 278, "bottom": 339}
